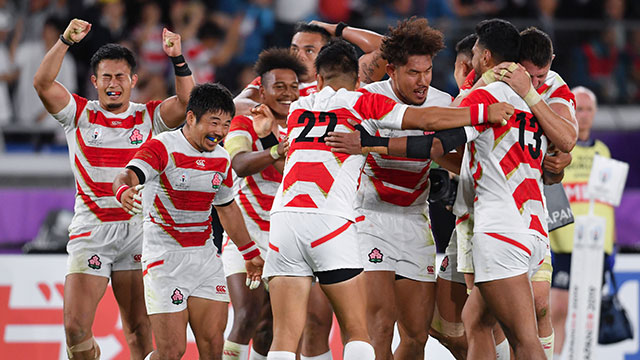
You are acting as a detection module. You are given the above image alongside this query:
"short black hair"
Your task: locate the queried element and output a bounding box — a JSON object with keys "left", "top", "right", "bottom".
{"left": 475, "top": 19, "right": 520, "bottom": 63}
{"left": 90, "top": 43, "right": 137, "bottom": 75}
{"left": 197, "top": 21, "right": 225, "bottom": 41}
{"left": 519, "top": 27, "right": 553, "bottom": 67}
{"left": 455, "top": 33, "right": 477, "bottom": 58}
{"left": 380, "top": 17, "right": 445, "bottom": 66}
{"left": 315, "top": 39, "right": 359, "bottom": 83}
{"left": 254, "top": 48, "right": 307, "bottom": 80}
{"left": 187, "top": 83, "right": 235, "bottom": 121}
{"left": 293, "top": 22, "right": 331, "bottom": 44}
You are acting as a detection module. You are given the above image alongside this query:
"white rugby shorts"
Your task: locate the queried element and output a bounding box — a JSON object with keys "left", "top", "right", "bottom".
{"left": 437, "top": 228, "right": 466, "bottom": 284}
{"left": 66, "top": 220, "right": 143, "bottom": 277}
{"left": 142, "top": 246, "right": 229, "bottom": 315}
{"left": 263, "top": 212, "right": 363, "bottom": 279}
{"left": 455, "top": 214, "right": 475, "bottom": 274}
{"left": 356, "top": 209, "right": 436, "bottom": 282}
{"left": 221, "top": 220, "right": 269, "bottom": 277}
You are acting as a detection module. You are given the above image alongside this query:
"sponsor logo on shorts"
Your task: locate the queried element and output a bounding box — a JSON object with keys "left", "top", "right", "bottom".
{"left": 440, "top": 255, "right": 449, "bottom": 272}
{"left": 368, "top": 248, "right": 383, "bottom": 263}
{"left": 216, "top": 285, "right": 226, "bottom": 294}
{"left": 171, "top": 288, "right": 184, "bottom": 305}
{"left": 212, "top": 173, "right": 222, "bottom": 190}
{"left": 133, "top": 254, "right": 142, "bottom": 263}
{"left": 129, "top": 128, "right": 143, "bottom": 145}
{"left": 88, "top": 255, "right": 102, "bottom": 270}
{"left": 427, "top": 265, "right": 435, "bottom": 274}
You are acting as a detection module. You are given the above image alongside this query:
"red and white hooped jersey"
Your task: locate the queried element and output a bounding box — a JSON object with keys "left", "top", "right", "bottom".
{"left": 271, "top": 86, "right": 408, "bottom": 221}
{"left": 245, "top": 76, "right": 317, "bottom": 97}
{"left": 460, "top": 82, "right": 549, "bottom": 239}
{"left": 357, "top": 79, "right": 453, "bottom": 213}
{"left": 537, "top": 70, "right": 576, "bottom": 114}
{"left": 127, "top": 130, "right": 234, "bottom": 258}
{"left": 52, "top": 94, "right": 171, "bottom": 229}
{"left": 225, "top": 115, "right": 287, "bottom": 232}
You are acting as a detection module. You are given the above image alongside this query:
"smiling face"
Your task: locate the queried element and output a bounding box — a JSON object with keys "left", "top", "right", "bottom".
{"left": 186, "top": 109, "right": 232, "bottom": 152}
{"left": 91, "top": 59, "right": 137, "bottom": 114}
{"left": 260, "top": 68, "right": 299, "bottom": 120}
{"left": 388, "top": 54, "right": 433, "bottom": 105}
{"left": 290, "top": 31, "right": 326, "bottom": 82}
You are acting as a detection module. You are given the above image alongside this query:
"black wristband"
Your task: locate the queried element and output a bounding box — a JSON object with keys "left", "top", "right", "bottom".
{"left": 59, "top": 34, "right": 74, "bottom": 46}
{"left": 259, "top": 133, "right": 279, "bottom": 148}
{"left": 126, "top": 165, "right": 146, "bottom": 185}
{"left": 335, "top": 22, "right": 348, "bottom": 37}
{"left": 170, "top": 55, "right": 186, "bottom": 65}
{"left": 434, "top": 128, "right": 467, "bottom": 154}
{"left": 174, "top": 63, "right": 192, "bottom": 77}
{"left": 357, "top": 124, "right": 388, "bottom": 148}
{"left": 406, "top": 136, "right": 434, "bottom": 159}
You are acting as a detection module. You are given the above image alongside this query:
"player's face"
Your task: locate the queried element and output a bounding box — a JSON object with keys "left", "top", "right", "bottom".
{"left": 191, "top": 109, "right": 232, "bottom": 152}
{"left": 260, "top": 69, "right": 299, "bottom": 120}
{"left": 91, "top": 59, "right": 137, "bottom": 114}
{"left": 290, "top": 32, "right": 325, "bottom": 82}
{"left": 388, "top": 54, "right": 433, "bottom": 105}
{"left": 520, "top": 60, "right": 551, "bottom": 90}
{"left": 454, "top": 53, "right": 473, "bottom": 89}
{"left": 575, "top": 92, "right": 596, "bottom": 137}
{"left": 471, "top": 40, "right": 487, "bottom": 75}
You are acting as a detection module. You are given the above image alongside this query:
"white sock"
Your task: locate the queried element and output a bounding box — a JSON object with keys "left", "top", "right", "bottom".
{"left": 343, "top": 341, "right": 375, "bottom": 360}
{"left": 496, "top": 338, "right": 511, "bottom": 359}
{"left": 301, "top": 350, "right": 333, "bottom": 360}
{"left": 540, "top": 332, "right": 554, "bottom": 360}
{"left": 223, "top": 340, "right": 249, "bottom": 360}
{"left": 267, "top": 351, "right": 296, "bottom": 360}
{"left": 144, "top": 351, "right": 154, "bottom": 360}
{"left": 249, "top": 347, "right": 268, "bottom": 360}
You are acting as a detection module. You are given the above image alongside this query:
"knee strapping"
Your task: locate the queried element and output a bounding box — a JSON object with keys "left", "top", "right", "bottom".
{"left": 431, "top": 304, "right": 465, "bottom": 338}
{"left": 67, "top": 337, "right": 100, "bottom": 359}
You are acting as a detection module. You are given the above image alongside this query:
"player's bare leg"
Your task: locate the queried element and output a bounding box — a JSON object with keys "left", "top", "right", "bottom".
{"left": 320, "top": 273, "right": 374, "bottom": 360}
{"left": 63, "top": 273, "right": 109, "bottom": 360}
{"left": 225, "top": 273, "right": 270, "bottom": 358}
{"left": 476, "top": 274, "right": 546, "bottom": 360}
{"left": 188, "top": 297, "right": 229, "bottom": 360}
{"left": 268, "top": 276, "right": 313, "bottom": 354}
{"left": 462, "top": 286, "right": 497, "bottom": 360}
{"left": 111, "top": 269, "right": 153, "bottom": 358}
{"left": 148, "top": 309, "right": 189, "bottom": 359}
{"left": 429, "top": 277, "right": 468, "bottom": 359}
{"left": 394, "top": 279, "right": 435, "bottom": 360}
{"left": 550, "top": 287, "right": 569, "bottom": 356}
{"left": 301, "top": 283, "right": 333, "bottom": 359}
{"left": 362, "top": 271, "right": 396, "bottom": 359}
{"left": 532, "top": 280, "right": 553, "bottom": 357}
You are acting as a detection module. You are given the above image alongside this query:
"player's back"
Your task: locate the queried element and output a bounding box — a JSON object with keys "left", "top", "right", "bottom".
{"left": 271, "top": 86, "right": 406, "bottom": 221}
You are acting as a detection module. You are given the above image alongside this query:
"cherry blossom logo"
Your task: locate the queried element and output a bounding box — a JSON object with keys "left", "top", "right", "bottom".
{"left": 212, "top": 173, "right": 222, "bottom": 190}
{"left": 440, "top": 255, "right": 449, "bottom": 272}
{"left": 171, "top": 288, "right": 184, "bottom": 305}
{"left": 88, "top": 255, "right": 102, "bottom": 270}
{"left": 129, "top": 128, "right": 143, "bottom": 145}
{"left": 368, "top": 248, "right": 383, "bottom": 263}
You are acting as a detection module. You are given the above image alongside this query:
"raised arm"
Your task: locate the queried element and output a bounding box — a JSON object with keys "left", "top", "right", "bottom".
{"left": 158, "top": 28, "right": 196, "bottom": 128}
{"left": 33, "top": 19, "right": 91, "bottom": 115}
{"left": 401, "top": 102, "right": 513, "bottom": 131}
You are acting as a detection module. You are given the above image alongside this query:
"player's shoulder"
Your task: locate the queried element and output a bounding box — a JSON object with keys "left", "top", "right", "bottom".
{"left": 362, "top": 79, "right": 393, "bottom": 97}
{"left": 425, "top": 86, "right": 453, "bottom": 106}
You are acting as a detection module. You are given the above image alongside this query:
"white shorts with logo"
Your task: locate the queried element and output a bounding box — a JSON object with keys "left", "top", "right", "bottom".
{"left": 455, "top": 214, "right": 474, "bottom": 274}
{"left": 66, "top": 220, "right": 143, "bottom": 277}
{"left": 472, "top": 232, "right": 548, "bottom": 283}
{"left": 142, "top": 246, "right": 229, "bottom": 315}
{"left": 356, "top": 209, "right": 436, "bottom": 282}
{"left": 263, "top": 212, "right": 363, "bottom": 279}
{"left": 221, "top": 221, "right": 269, "bottom": 277}
{"left": 437, "top": 229, "right": 466, "bottom": 284}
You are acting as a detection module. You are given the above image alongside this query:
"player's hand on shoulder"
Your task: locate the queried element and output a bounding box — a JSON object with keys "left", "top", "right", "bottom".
{"left": 63, "top": 18, "right": 91, "bottom": 44}
{"left": 487, "top": 102, "right": 514, "bottom": 126}
{"left": 250, "top": 104, "right": 277, "bottom": 137}
{"left": 162, "top": 28, "right": 182, "bottom": 57}
{"left": 326, "top": 124, "right": 363, "bottom": 155}
{"left": 244, "top": 256, "right": 264, "bottom": 290}
{"left": 277, "top": 136, "right": 289, "bottom": 158}
{"left": 493, "top": 62, "right": 532, "bottom": 98}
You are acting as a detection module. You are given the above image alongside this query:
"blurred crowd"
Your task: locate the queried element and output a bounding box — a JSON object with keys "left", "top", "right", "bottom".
{"left": 0, "top": 0, "right": 639, "bottom": 149}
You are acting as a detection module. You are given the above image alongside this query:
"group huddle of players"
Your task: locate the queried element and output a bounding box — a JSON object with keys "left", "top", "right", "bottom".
{"left": 35, "top": 14, "right": 578, "bottom": 360}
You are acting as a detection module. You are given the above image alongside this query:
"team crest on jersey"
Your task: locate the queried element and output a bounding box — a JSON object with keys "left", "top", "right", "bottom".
{"left": 88, "top": 254, "right": 102, "bottom": 270}
{"left": 171, "top": 288, "right": 184, "bottom": 305}
{"left": 129, "top": 128, "right": 144, "bottom": 145}
{"left": 368, "top": 248, "right": 383, "bottom": 263}
{"left": 440, "top": 255, "right": 449, "bottom": 272}
{"left": 212, "top": 172, "right": 222, "bottom": 190}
